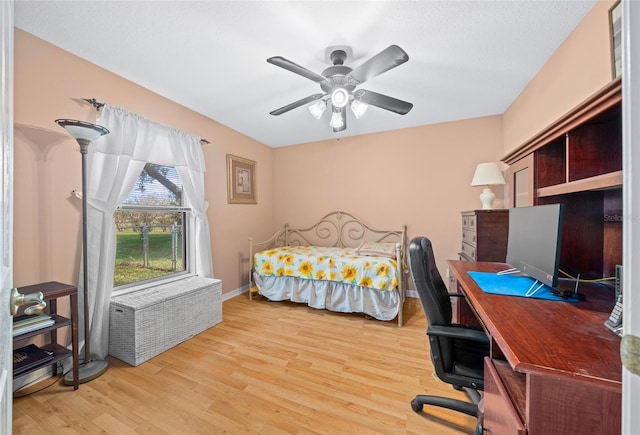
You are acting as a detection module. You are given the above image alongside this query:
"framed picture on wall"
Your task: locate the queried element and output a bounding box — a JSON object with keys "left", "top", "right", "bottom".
{"left": 227, "top": 154, "right": 257, "bottom": 204}
{"left": 610, "top": 0, "right": 622, "bottom": 78}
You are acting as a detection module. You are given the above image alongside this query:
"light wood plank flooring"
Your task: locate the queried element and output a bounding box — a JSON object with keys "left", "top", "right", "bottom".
{"left": 13, "top": 295, "right": 477, "bottom": 434}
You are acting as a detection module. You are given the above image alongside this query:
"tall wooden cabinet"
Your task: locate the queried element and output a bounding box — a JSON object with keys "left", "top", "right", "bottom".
{"left": 452, "top": 209, "right": 509, "bottom": 324}
{"left": 459, "top": 210, "right": 509, "bottom": 263}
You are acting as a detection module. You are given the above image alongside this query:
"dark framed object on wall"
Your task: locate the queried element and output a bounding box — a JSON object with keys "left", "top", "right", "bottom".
{"left": 610, "top": 0, "right": 622, "bottom": 78}
{"left": 227, "top": 154, "right": 257, "bottom": 204}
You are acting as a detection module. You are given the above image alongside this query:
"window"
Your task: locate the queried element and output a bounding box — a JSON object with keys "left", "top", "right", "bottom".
{"left": 113, "top": 164, "right": 188, "bottom": 287}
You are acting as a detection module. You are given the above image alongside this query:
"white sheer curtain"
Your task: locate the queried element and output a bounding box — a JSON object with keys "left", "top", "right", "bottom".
{"left": 81, "top": 105, "right": 213, "bottom": 359}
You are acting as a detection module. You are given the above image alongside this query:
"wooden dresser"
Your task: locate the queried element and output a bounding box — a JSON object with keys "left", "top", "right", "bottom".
{"left": 451, "top": 209, "right": 509, "bottom": 324}
{"left": 459, "top": 209, "right": 509, "bottom": 262}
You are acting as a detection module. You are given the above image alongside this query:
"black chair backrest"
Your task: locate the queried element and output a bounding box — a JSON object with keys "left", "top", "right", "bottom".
{"left": 409, "top": 236, "right": 453, "bottom": 328}
{"left": 410, "top": 236, "right": 487, "bottom": 390}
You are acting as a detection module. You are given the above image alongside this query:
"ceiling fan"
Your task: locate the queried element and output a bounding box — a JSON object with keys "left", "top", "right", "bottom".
{"left": 267, "top": 45, "right": 414, "bottom": 132}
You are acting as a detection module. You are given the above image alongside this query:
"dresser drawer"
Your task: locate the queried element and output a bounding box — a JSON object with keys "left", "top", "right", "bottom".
{"left": 460, "top": 242, "right": 476, "bottom": 261}
{"left": 462, "top": 228, "right": 477, "bottom": 246}
{"left": 462, "top": 214, "right": 477, "bottom": 230}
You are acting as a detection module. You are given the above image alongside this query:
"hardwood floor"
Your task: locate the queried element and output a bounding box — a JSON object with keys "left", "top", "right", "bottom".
{"left": 13, "top": 295, "right": 477, "bottom": 434}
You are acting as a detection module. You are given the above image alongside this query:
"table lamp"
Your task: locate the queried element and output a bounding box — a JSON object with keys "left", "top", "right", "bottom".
{"left": 470, "top": 162, "right": 506, "bottom": 210}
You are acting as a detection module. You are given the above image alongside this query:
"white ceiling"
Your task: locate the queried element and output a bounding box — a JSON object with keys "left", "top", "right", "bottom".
{"left": 14, "top": 0, "right": 597, "bottom": 148}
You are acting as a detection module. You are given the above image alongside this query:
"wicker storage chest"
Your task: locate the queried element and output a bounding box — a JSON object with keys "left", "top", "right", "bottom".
{"left": 109, "top": 276, "right": 222, "bottom": 366}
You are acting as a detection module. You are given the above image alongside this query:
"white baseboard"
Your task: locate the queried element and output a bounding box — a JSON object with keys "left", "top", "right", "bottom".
{"left": 223, "top": 284, "right": 250, "bottom": 302}
{"left": 405, "top": 289, "right": 418, "bottom": 299}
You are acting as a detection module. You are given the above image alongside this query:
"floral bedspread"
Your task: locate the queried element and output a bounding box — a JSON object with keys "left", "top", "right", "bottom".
{"left": 253, "top": 245, "right": 399, "bottom": 292}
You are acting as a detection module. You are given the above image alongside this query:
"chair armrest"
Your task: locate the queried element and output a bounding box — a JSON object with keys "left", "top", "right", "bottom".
{"left": 427, "top": 324, "right": 490, "bottom": 345}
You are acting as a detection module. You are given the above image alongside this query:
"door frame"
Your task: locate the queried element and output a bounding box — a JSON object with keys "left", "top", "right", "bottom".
{"left": 0, "top": 0, "right": 15, "bottom": 432}
{"left": 622, "top": 0, "right": 640, "bottom": 432}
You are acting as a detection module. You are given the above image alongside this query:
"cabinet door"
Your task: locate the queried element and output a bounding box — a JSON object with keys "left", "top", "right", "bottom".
{"left": 506, "top": 154, "right": 534, "bottom": 207}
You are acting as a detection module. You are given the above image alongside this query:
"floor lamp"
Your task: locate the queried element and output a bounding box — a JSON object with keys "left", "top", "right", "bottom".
{"left": 55, "top": 119, "right": 110, "bottom": 384}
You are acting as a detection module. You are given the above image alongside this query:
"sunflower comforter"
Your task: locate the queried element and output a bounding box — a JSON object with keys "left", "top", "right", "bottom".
{"left": 252, "top": 244, "right": 401, "bottom": 321}
{"left": 253, "top": 245, "right": 399, "bottom": 292}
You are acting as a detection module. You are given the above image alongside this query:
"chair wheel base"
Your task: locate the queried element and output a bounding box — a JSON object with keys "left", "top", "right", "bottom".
{"left": 410, "top": 399, "right": 423, "bottom": 412}
{"left": 410, "top": 394, "right": 478, "bottom": 417}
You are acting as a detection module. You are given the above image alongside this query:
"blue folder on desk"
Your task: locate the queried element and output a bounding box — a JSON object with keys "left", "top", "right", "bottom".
{"left": 467, "top": 271, "right": 576, "bottom": 302}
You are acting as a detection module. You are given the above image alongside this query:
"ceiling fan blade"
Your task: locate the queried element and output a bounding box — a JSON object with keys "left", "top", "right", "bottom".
{"left": 356, "top": 89, "right": 413, "bottom": 115}
{"left": 269, "top": 94, "right": 325, "bottom": 116}
{"left": 332, "top": 107, "right": 346, "bottom": 133}
{"left": 267, "top": 56, "right": 328, "bottom": 84}
{"left": 346, "top": 45, "right": 409, "bottom": 85}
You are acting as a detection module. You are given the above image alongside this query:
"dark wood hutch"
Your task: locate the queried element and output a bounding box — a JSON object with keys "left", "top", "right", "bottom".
{"left": 503, "top": 77, "right": 622, "bottom": 283}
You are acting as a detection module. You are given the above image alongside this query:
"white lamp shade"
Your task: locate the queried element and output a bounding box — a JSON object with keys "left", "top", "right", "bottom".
{"left": 308, "top": 100, "right": 326, "bottom": 119}
{"left": 471, "top": 162, "right": 506, "bottom": 186}
{"left": 55, "top": 119, "right": 109, "bottom": 141}
{"left": 350, "top": 99, "right": 368, "bottom": 119}
{"left": 329, "top": 110, "right": 344, "bottom": 129}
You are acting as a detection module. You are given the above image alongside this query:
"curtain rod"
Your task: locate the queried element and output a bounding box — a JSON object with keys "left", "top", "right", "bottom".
{"left": 82, "top": 98, "right": 211, "bottom": 144}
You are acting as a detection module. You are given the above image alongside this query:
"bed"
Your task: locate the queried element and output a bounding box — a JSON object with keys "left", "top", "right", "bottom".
{"left": 249, "top": 211, "right": 407, "bottom": 326}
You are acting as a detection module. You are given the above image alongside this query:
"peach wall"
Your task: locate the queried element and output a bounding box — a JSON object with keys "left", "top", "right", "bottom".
{"left": 273, "top": 116, "right": 505, "bottom": 276}
{"left": 503, "top": 0, "right": 616, "bottom": 154}
{"left": 13, "top": 29, "right": 273, "bottom": 295}
{"left": 15, "top": 0, "right": 614, "bottom": 297}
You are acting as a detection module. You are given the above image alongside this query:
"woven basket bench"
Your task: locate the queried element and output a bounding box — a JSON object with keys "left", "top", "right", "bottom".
{"left": 108, "top": 276, "right": 222, "bottom": 366}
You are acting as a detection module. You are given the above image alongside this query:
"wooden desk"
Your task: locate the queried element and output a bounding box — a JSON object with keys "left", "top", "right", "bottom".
{"left": 448, "top": 260, "right": 621, "bottom": 435}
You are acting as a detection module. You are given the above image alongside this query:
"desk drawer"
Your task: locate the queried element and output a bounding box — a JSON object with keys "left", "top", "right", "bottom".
{"left": 483, "top": 358, "right": 526, "bottom": 435}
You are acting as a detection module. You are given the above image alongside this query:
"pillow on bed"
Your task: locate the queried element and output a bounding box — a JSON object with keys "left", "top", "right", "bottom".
{"left": 356, "top": 241, "right": 397, "bottom": 259}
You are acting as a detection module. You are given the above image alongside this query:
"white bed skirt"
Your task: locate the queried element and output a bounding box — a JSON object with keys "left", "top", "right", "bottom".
{"left": 254, "top": 273, "right": 400, "bottom": 321}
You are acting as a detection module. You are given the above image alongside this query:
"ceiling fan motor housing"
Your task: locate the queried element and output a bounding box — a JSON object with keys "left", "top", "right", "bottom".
{"left": 321, "top": 49, "right": 358, "bottom": 94}
{"left": 320, "top": 67, "right": 356, "bottom": 94}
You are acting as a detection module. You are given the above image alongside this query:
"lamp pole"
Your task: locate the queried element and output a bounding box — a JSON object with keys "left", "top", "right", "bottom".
{"left": 78, "top": 138, "right": 92, "bottom": 363}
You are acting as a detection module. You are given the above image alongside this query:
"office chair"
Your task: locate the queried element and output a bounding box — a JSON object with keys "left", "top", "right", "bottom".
{"left": 408, "top": 236, "right": 489, "bottom": 434}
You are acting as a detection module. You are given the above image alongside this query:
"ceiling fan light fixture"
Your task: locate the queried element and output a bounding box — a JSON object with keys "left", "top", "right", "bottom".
{"left": 308, "top": 100, "right": 326, "bottom": 119}
{"left": 350, "top": 100, "right": 368, "bottom": 119}
{"left": 331, "top": 88, "right": 349, "bottom": 108}
{"left": 329, "top": 110, "right": 344, "bottom": 129}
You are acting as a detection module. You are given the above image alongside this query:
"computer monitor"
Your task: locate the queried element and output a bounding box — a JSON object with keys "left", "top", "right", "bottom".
{"left": 506, "top": 203, "right": 564, "bottom": 288}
